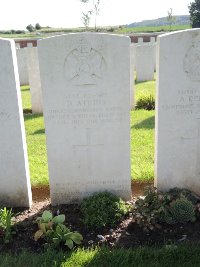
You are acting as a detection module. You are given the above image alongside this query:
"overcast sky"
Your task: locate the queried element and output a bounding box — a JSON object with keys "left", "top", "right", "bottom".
{"left": 1, "top": 0, "right": 191, "bottom": 30}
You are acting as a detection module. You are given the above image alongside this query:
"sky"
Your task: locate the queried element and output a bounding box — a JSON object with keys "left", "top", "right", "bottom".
{"left": 0, "top": 0, "right": 191, "bottom": 30}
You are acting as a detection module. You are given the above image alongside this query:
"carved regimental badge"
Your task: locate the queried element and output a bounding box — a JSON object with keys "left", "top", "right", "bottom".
{"left": 64, "top": 37, "right": 106, "bottom": 86}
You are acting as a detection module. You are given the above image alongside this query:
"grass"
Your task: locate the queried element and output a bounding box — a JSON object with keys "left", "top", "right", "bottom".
{"left": 1, "top": 245, "right": 200, "bottom": 267}
{"left": 131, "top": 110, "right": 154, "bottom": 181}
{"left": 118, "top": 24, "right": 191, "bottom": 33}
{"left": 20, "top": 79, "right": 155, "bottom": 185}
{"left": 24, "top": 114, "right": 48, "bottom": 185}
{"left": 20, "top": 85, "right": 31, "bottom": 111}
{"left": 135, "top": 79, "right": 156, "bottom": 102}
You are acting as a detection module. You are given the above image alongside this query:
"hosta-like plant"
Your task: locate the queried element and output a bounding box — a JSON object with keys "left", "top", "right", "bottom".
{"left": 34, "top": 210, "right": 83, "bottom": 249}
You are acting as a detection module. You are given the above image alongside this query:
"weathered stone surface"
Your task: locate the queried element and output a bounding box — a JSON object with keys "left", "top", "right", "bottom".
{"left": 16, "top": 48, "right": 29, "bottom": 85}
{"left": 135, "top": 44, "right": 155, "bottom": 82}
{"left": 38, "top": 33, "right": 131, "bottom": 205}
{"left": 0, "top": 38, "right": 32, "bottom": 207}
{"left": 130, "top": 44, "right": 135, "bottom": 109}
{"left": 26, "top": 47, "right": 43, "bottom": 113}
{"left": 155, "top": 29, "right": 200, "bottom": 195}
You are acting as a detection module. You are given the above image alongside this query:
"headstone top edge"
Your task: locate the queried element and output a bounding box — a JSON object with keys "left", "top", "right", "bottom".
{"left": 38, "top": 32, "right": 130, "bottom": 46}
{"left": 158, "top": 28, "right": 200, "bottom": 41}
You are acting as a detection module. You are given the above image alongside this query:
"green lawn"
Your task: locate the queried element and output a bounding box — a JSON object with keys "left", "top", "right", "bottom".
{"left": 21, "top": 79, "right": 155, "bottom": 185}
{"left": 117, "top": 24, "right": 190, "bottom": 34}
{"left": 21, "top": 85, "right": 31, "bottom": 111}
{"left": 1, "top": 245, "right": 200, "bottom": 267}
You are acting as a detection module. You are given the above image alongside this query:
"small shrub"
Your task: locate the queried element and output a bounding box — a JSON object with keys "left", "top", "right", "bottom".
{"left": 81, "top": 192, "right": 128, "bottom": 229}
{"left": 136, "top": 95, "right": 155, "bottom": 110}
{"left": 0, "top": 207, "right": 14, "bottom": 244}
{"left": 34, "top": 210, "right": 83, "bottom": 249}
{"left": 133, "top": 186, "right": 198, "bottom": 230}
{"left": 163, "top": 198, "right": 196, "bottom": 224}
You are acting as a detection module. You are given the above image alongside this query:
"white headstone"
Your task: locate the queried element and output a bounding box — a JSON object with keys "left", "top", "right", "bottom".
{"left": 0, "top": 38, "right": 32, "bottom": 207}
{"left": 26, "top": 47, "right": 43, "bottom": 113}
{"left": 27, "top": 43, "right": 33, "bottom": 47}
{"left": 150, "top": 37, "right": 156, "bottom": 43}
{"left": 156, "top": 29, "right": 200, "bottom": 194}
{"left": 135, "top": 44, "right": 155, "bottom": 82}
{"left": 16, "top": 48, "right": 29, "bottom": 85}
{"left": 130, "top": 44, "right": 135, "bottom": 109}
{"left": 15, "top": 43, "right": 20, "bottom": 49}
{"left": 138, "top": 37, "right": 143, "bottom": 44}
{"left": 38, "top": 33, "right": 131, "bottom": 205}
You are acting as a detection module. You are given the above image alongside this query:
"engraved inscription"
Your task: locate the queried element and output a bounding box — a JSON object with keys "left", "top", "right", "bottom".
{"left": 161, "top": 89, "right": 200, "bottom": 115}
{"left": 64, "top": 37, "right": 106, "bottom": 86}
{"left": 183, "top": 42, "right": 200, "bottom": 81}
{"left": 46, "top": 93, "right": 126, "bottom": 127}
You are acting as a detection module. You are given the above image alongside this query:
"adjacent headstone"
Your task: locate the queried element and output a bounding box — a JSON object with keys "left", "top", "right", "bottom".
{"left": 150, "top": 37, "right": 156, "bottom": 43}
{"left": 135, "top": 44, "right": 155, "bottom": 82}
{"left": 130, "top": 44, "right": 135, "bottom": 109}
{"left": 155, "top": 29, "right": 200, "bottom": 195}
{"left": 27, "top": 42, "right": 33, "bottom": 47}
{"left": 38, "top": 33, "right": 131, "bottom": 205}
{"left": 26, "top": 47, "right": 43, "bottom": 113}
{"left": 15, "top": 43, "right": 20, "bottom": 49}
{"left": 138, "top": 37, "right": 143, "bottom": 44}
{"left": 0, "top": 38, "right": 32, "bottom": 207}
{"left": 16, "top": 48, "right": 29, "bottom": 85}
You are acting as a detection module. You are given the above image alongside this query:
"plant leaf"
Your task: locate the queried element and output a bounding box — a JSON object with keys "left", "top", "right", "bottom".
{"left": 53, "top": 215, "right": 65, "bottom": 224}
{"left": 39, "top": 223, "right": 47, "bottom": 233}
{"left": 42, "top": 211, "right": 52, "bottom": 222}
{"left": 65, "top": 239, "right": 74, "bottom": 249}
{"left": 70, "top": 233, "right": 83, "bottom": 244}
{"left": 34, "top": 230, "right": 43, "bottom": 241}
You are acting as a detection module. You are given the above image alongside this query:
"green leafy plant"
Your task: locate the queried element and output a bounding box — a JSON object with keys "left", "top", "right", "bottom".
{"left": 0, "top": 207, "right": 14, "bottom": 244}
{"left": 81, "top": 192, "right": 128, "bottom": 229}
{"left": 34, "top": 210, "right": 83, "bottom": 249}
{"left": 48, "top": 224, "right": 83, "bottom": 249}
{"left": 163, "top": 198, "right": 196, "bottom": 224}
{"left": 134, "top": 186, "right": 164, "bottom": 230}
{"left": 133, "top": 186, "right": 198, "bottom": 230}
{"left": 136, "top": 95, "right": 155, "bottom": 110}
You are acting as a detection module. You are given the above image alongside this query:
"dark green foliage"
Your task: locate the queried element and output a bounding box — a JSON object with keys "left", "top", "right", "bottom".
{"left": 0, "top": 208, "right": 14, "bottom": 244}
{"left": 26, "top": 24, "right": 35, "bottom": 32}
{"left": 133, "top": 186, "right": 198, "bottom": 229}
{"left": 136, "top": 95, "right": 155, "bottom": 110}
{"left": 189, "top": 0, "right": 200, "bottom": 27}
{"left": 35, "top": 23, "right": 42, "bottom": 30}
{"left": 164, "top": 198, "right": 196, "bottom": 224}
{"left": 81, "top": 192, "right": 128, "bottom": 229}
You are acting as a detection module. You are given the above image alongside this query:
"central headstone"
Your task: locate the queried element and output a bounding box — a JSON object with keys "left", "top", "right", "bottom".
{"left": 38, "top": 33, "right": 131, "bottom": 205}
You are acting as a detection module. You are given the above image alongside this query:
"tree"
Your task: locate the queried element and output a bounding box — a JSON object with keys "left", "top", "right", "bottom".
{"left": 26, "top": 24, "right": 35, "bottom": 32}
{"left": 167, "top": 8, "right": 176, "bottom": 30}
{"left": 81, "top": 11, "right": 92, "bottom": 29}
{"left": 80, "top": 0, "right": 101, "bottom": 31}
{"left": 35, "top": 23, "right": 42, "bottom": 30}
{"left": 189, "top": 0, "right": 200, "bottom": 28}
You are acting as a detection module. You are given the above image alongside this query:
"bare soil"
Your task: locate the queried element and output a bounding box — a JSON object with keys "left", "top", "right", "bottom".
{"left": 1, "top": 181, "right": 200, "bottom": 253}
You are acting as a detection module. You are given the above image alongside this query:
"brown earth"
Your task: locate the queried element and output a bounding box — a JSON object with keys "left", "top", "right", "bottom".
{"left": 1, "top": 181, "right": 200, "bottom": 253}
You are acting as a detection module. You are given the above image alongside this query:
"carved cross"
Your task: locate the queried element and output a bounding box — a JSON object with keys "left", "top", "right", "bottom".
{"left": 73, "top": 128, "right": 103, "bottom": 178}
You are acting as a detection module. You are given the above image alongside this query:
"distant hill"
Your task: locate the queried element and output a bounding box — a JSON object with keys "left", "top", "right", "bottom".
{"left": 128, "top": 15, "right": 190, "bottom": 28}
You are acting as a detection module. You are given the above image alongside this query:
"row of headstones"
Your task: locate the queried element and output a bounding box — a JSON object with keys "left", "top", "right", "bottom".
{"left": 0, "top": 30, "right": 199, "bottom": 208}
{"left": 16, "top": 46, "right": 43, "bottom": 113}
{"left": 16, "top": 41, "right": 156, "bottom": 113}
